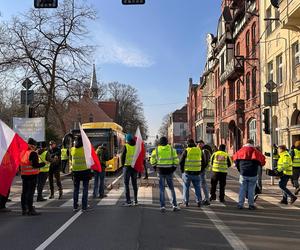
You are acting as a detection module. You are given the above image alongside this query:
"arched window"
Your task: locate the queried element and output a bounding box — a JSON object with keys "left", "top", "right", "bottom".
{"left": 246, "top": 72, "right": 251, "bottom": 100}
{"left": 246, "top": 30, "right": 250, "bottom": 57}
{"left": 223, "top": 88, "right": 226, "bottom": 109}
{"left": 291, "top": 109, "right": 300, "bottom": 126}
{"left": 236, "top": 42, "right": 240, "bottom": 56}
{"left": 251, "top": 23, "right": 256, "bottom": 56}
{"left": 248, "top": 119, "right": 257, "bottom": 145}
{"left": 252, "top": 67, "right": 257, "bottom": 98}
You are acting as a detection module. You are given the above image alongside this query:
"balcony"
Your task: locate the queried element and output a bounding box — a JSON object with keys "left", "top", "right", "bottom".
{"left": 281, "top": 0, "right": 300, "bottom": 31}
{"left": 224, "top": 99, "right": 245, "bottom": 118}
{"left": 220, "top": 56, "right": 244, "bottom": 83}
{"left": 196, "top": 109, "right": 215, "bottom": 122}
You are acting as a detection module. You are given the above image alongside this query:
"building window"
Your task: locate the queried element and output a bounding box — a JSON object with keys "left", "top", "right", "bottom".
{"left": 268, "top": 61, "right": 274, "bottom": 82}
{"left": 246, "top": 30, "right": 250, "bottom": 57}
{"left": 251, "top": 23, "right": 256, "bottom": 57}
{"left": 223, "top": 88, "right": 226, "bottom": 109}
{"left": 248, "top": 119, "right": 257, "bottom": 145}
{"left": 275, "top": 8, "right": 280, "bottom": 28}
{"left": 292, "top": 42, "right": 300, "bottom": 80}
{"left": 236, "top": 42, "right": 240, "bottom": 56}
{"left": 276, "top": 53, "right": 283, "bottom": 85}
{"left": 229, "top": 81, "right": 235, "bottom": 103}
{"left": 266, "top": 7, "right": 272, "bottom": 36}
{"left": 221, "top": 53, "right": 225, "bottom": 74}
{"left": 237, "top": 80, "right": 241, "bottom": 99}
{"left": 252, "top": 68, "right": 257, "bottom": 98}
{"left": 246, "top": 72, "right": 251, "bottom": 100}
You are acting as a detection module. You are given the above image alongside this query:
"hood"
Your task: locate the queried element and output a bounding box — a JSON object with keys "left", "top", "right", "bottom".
{"left": 128, "top": 139, "right": 136, "bottom": 146}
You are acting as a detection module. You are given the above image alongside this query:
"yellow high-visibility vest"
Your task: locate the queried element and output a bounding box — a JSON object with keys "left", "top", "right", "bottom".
{"left": 125, "top": 144, "right": 136, "bottom": 166}
{"left": 292, "top": 149, "right": 300, "bottom": 168}
{"left": 184, "top": 147, "right": 202, "bottom": 172}
{"left": 278, "top": 151, "right": 293, "bottom": 175}
{"left": 211, "top": 151, "right": 231, "bottom": 173}
{"left": 70, "top": 147, "right": 88, "bottom": 172}
{"left": 39, "top": 151, "right": 50, "bottom": 173}
{"left": 150, "top": 145, "right": 179, "bottom": 168}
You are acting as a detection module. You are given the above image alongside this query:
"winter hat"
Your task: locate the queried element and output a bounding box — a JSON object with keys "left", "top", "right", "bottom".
{"left": 28, "top": 138, "right": 37, "bottom": 146}
{"left": 125, "top": 134, "right": 134, "bottom": 142}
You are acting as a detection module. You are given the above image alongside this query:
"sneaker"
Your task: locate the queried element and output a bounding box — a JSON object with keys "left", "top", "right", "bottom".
{"left": 237, "top": 205, "right": 243, "bottom": 210}
{"left": 58, "top": 190, "right": 63, "bottom": 199}
{"left": 73, "top": 207, "right": 80, "bottom": 212}
{"left": 249, "top": 205, "right": 257, "bottom": 210}
{"left": 197, "top": 201, "right": 202, "bottom": 207}
{"left": 172, "top": 206, "right": 180, "bottom": 212}
{"left": 122, "top": 202, "right": 132, "bottom": 207}
{"left": 219, "top": 199, "right": 226, "bottom": 204}
{"left": 37, "top": 197, "right": 47, "bottom": 202}
{"left": 133, "top": 201, "right": 139, "bottom": 206}
{"left": 254, "top": 195, "right": 259, "bottom": 202}
{"left": 160, "top": 207, "right": 166, "bottom": 213}
{"left": 291, "top": 196, "right": 298, "bottom": 205}
{"left": 143, "top": 176, "right": 148, "bottom": 180}
{"left": 49, "top": 194, "right": 54, "bottom": 199}
{"left": 27, "top": 209, "right": 41, "bottom": 216}
{"left": 82, "top": 206, "right": 92, "bottom": 212}
{"left": 181, "top": 202, "right": 189, "bottom": 207}
{"left": 279, "top": 200, "right": 288, "bottom": 205}
{"left": 209, "top": 197, "right": 216, "bottom": 201}
{"left": 98, "top": 194, "right": 108, "bottom": 199}
{"left": 203, "top": 200, "right": 210, "bottom": 206}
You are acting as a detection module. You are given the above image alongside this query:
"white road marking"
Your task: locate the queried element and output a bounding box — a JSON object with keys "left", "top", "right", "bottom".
{"left": 36, "top": 189, "right": 73, "bottom": 208}
{"left": 226, "top": 189, "right": 264, "bottom": 209}
{"left": 137, "top": 186, "right": 153, "bottom": 205}
{"left": 35, "top": 210, "right": 83, "bottom": 250}
{"left": 174, "top": 173, "right": 248, "bottom": 250}
{"left": 258, "top": 194, "right": 300, "bottom": 210}
{"left": 60, "top": 191, "right": 93, "bottom": 208}
{"left": 97, "top": 187, "right": 124, "bottom": 206}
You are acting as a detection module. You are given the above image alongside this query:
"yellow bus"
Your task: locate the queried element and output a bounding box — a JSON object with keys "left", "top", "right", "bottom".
{"left": 64, "top": 122, "right": 125, "bottom": 173}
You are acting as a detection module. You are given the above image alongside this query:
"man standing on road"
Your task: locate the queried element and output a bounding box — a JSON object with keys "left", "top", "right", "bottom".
{"left": 290, "top": 141, "right": 300, "bottom": 195}
{"left": 233, "top": 139, "right": 266, "bottom": 210}
{"left": 210, "top": 144, "right": 232, "bottom": 203}
{"left": 70, "top": 136, "right": 92, "bottom": 211}
{"left": 36, "top": 142, "right": 50, "bottom": 202}
{"left": 150, "top": 136, "right": 180, "bottom": 213}
{"left": 180, "top": 139, "right": 202, "bottom": 207}
{"left": 121, "top": 134, "right": 139, "bottom": 206}
{"left": 20, "top": 138, "right": 45, "bottom": 216}
{"left": 48, "top": 140, "right": 63, "bottom": 199}
{"left": 61, "top": 145, "right": 69, "bottom": 174}
{"left": 197, "top": 140, "right": 211, "bottom": 206}
{"left": 277, "top": 145, "right": 297, "bottom": 205}
{"left": 93, "top": 144, "right": 109, "bottom": 199}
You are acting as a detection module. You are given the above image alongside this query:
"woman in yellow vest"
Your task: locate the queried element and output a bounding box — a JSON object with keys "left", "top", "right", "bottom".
{"left": 277, "top": 145, "right": 297, "bottom": 205}
{"left": 291, "top": 141, "right": 300, "bottom": 195}
{"left": 71, "top": 136, "right": 91, "bottom": 211}
{"left": 36, "top": 142, "right": 50, "bottom": 202}
{"left": 61, "top": 145, "right": 69, "bottom": 174}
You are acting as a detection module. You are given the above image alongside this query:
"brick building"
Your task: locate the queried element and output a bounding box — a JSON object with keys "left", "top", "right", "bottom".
{"left": 213, "top": 0, "right": 261, "bottom": 154}
{"left": 167, "top": 105, "right": 188, "bottom": 145}
{"left": 187, "top": 78, "right": 198, "bottom": 140}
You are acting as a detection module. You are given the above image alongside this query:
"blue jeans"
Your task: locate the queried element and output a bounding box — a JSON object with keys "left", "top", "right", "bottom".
{"left": 182, "top": 173, "right": 201, "bottom": 203}
{"left": 279, "top": 175, "right": 294, "bottom": 201}
{"left": 123, "top": 167, "right": 138, "bottom": 204}
{"left": 200, "top": 171, "right": 209, "bottom": 201}
{"left": 238, "top": 175, "right": 257, "bottom": 207}
{"left": 159, "top": 173, "right": 177, "bottom": 207}
{"left": 93, "top": 171, "right": 105, "bottom": 197}
{"left": 73, "top": 176, "right": 89, "bottom": 210}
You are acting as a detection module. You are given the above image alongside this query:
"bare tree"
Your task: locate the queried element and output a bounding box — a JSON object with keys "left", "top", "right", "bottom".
{"left": 158, "top": 113, "right": 171, "bottom": 138}
{"left": 0, "top": 0, "right": 96, "bottom": 134}
{"left": 106, "top": 82, "right": 148, "bottom": 139}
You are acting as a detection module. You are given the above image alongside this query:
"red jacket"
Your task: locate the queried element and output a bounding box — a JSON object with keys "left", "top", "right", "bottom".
{"left": 233, "top": 145, "right": 266, "bottom": 166}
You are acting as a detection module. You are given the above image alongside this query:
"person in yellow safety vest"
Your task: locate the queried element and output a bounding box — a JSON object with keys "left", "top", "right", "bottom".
{"left": 277, "top": 145, "right": 298, "bottom": 205}
{"left": 291, "top": 141, "right": 300, "bottom": 195}
{"left": 150, "top": 136, "right": 180, "bottom": 213}
{"left": 36, "top": 142, "right": 50, "bottom": 202}
{"left": 209, "top": 144, "right": 232, "bottom": 203}
{"left": 179, "top": 139, "right": 203, "bottom": 207}
{"left": 121, "top": 134, "right": 138, "bottom": 206}
{"left": 19, "top": 138, "right": 46, "bottom": 216}
{"left": 70, "top": 136, "right": 92, "bottom": 212}
{"left": 61, "top": 146, "right": 69, "bottom": 174}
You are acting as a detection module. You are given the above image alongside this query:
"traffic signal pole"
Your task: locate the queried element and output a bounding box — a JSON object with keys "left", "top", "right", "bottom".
{"left": 270, "top": 105, "right": 274, "bottom": 185}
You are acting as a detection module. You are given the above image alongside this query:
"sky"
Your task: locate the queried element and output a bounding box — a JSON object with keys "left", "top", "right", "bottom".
{"left": 0, "top": 0, "right": 221, "bottom": 140}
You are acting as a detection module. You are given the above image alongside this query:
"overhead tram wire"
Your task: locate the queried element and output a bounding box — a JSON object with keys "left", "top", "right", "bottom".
{"left": 143, "top": 101, "right": 186, "bottom": 107}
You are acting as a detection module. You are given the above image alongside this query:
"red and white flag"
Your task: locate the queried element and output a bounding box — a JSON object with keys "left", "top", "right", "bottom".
{"left": 79, "top": 125, "right": 102, "bottom": 172}
{"left": 0, "top": 119, "right": 28, "bottom": 196}
{"left": 132, "top": 127, "right": 145, "bottom": 173}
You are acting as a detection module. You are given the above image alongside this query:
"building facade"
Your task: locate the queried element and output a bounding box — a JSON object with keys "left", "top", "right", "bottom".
{"left": 187, "top": 78, "right": 198, "bottom": 140}
{"left": 260, "top": 0, "right": 300, "bottom": 158}
{"left": 167, "top": 105, "right": 188, "bottom": 145}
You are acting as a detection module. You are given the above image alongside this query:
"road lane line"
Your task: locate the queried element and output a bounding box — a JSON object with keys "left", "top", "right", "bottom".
{"left": 137, "top": 186, "right": 153, "bottom": 205}
{"left": 174, "top": 173, "right": 248, "bottom": 250}
{"left": 35, "top": 211, "right": 83, "bottom": 250}
{"left": 60, "top": 191, "right": 93, "bottom": 208}
{"left": 36, "top": 189, "right": 73, "bottom": 208}
{"left": 226, "top": 189, "right": 264, "bottom": 209}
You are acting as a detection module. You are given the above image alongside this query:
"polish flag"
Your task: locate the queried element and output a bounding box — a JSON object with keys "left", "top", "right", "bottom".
{"left": 80, "top": 125, "right": 102, "bottom": 172}
{"left": 0, "top": 119, "right": 28, "bottom": 196}
{"left": 132, "top": 127, "right": 145, "bottom": 173}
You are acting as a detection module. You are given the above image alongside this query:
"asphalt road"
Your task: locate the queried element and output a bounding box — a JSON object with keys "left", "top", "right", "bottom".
{"left": 1, "top": 164, "right": 300, "bottom": 250}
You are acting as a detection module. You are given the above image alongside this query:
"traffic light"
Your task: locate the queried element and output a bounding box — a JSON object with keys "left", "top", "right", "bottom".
{"left": 263, "top": 108, "right": 270, "bottom": 134}
{"left": 122, "top": 0, "right": 145, "bottom": 5}
{"left": 34, "top": 0, "right": 58, "bottom": 8}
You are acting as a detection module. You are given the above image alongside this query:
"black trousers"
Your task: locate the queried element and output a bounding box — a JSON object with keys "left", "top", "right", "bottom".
{"left": 37, "top": 172, "right": 49, "bottom": 198}
{"left": 21, "top": 175, "right": 38, "bottom": 211}
{"left": 49, "top": 167, "right": 62, "bottom": 194}
{"left": 0, "top": 190, "right": 10, "bottom": 209}
{"left": 210, "top": 172, "right": 227, "bottom": 201}
{"left": 61, "top": 160, "right": 68, "bottom": 173}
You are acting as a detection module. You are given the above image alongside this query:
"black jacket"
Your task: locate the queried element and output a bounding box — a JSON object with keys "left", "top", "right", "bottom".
{"left": 48, "top": 147, "right": 61, "bottom": 170}
{"left": 235, "top": 160, "right": 260, "bottom": 177}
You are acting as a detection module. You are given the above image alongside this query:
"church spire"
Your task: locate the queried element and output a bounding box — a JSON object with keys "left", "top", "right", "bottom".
{"left": 90, "top": 63, "right": 99, "bottom": 101}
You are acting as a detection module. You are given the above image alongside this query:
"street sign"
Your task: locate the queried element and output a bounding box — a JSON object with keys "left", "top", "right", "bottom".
{"left": 21, "top": 90, "right": 34, "bottom": 105}
{"left": 34, "top": 0, "right": 58, "bottom": 8}
{"left": 265, "top": 80, "right": 277, "bottom": 92}
{"left": 13, "top": 117, "right": 45, "bottom": 142}
{"left": 122, "top": 0, "right": 145, "bottom": 4}
{"left": 22, "top": 78, "right": 33, "bottom": 89}
{"left": 264, "top": 92, "right": 279, "bottom": 106}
